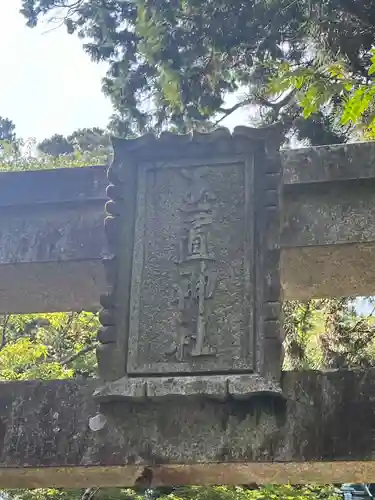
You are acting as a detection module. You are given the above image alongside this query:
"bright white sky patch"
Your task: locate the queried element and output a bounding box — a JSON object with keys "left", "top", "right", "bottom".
{"left": 0, "top": 1, "right": 112, "bottom": 140}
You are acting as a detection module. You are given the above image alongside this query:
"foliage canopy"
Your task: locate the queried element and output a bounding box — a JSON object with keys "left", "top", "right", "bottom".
{"left": 18, "top": 0, "right": 375, "bottom": 142}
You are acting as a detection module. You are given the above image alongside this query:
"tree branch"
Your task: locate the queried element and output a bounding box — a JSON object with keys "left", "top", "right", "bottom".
{"left": 215, "top": 98, "right": 253, "bottom": 126}
{"left": 60, "top": 344, "right": 97, "bottom": 366}
{"left": 214, "top": 88, "right": 297, "bottom": 128}
{"left": 256, "top": 89, "right": 297, "bottom": 111}
{"left": 0, "top": 315, "right": 10, "bottom": 351}
{"left": 81, "top": 487, "right": 100, "bottom": 500}
{"left": 338, "top": 0, "right": 375, "bottom": 29}
{"left": 349, "top": 303, "right": 375, "bottom": 335}
{"left": 41, "top": 0, "right": 84, "bottom": 32}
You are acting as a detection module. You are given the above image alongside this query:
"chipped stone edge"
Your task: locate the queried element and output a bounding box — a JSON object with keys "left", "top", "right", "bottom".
{"left": 93, "top": 374, "right": 284, "bottom": 403}
{"left": 110, "top": 124, "right": 284, "bottom": 161}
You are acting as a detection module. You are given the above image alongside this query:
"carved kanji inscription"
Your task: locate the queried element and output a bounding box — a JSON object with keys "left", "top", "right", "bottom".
{"left": 167, "top": 168, "right": 217, "bottom": 361}
{"left": 97, "top": 127, "right": 284, "bottom": 398}
{"left": 127, "top": 161, "right": 255, "bottom": 375}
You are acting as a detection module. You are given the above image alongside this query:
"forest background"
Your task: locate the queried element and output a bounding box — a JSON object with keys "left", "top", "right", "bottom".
{"left": 2, "top": 0, "right": 375, "bottom": 499}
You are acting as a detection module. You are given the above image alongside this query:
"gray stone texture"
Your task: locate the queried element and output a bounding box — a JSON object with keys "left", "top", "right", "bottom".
{"left": 93, "top": 374, "right": 282, "bottom": 401}
{"left": 0, "top": 166, "right": 108, "bottom": 313}
{"left": 2, "top": 138, "right": 375, "bottom": 486}
{"left": 129, "top": 161, "right": 252, "bottom": 374}
{"left": 0, "top": 371, "right": 375, "bottom": 486}
{"left": 98, "top": 127, "right": 284, "bottom": 396}
{"left": 2, "top": 140, "right": 375, "bottom": 313}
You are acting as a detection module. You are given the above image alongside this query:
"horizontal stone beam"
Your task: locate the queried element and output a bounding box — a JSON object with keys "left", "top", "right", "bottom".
{"left": 0, "top": 166, "right": 108, "bottom": 314}
{"left": 281, "top": 141, "right": 375, "bottom": 300}
{"left": 2, "top": 141, "right": 375, "bottom": 313}
{"left": 1, "top": 370, "right": 375, "bottom": 487}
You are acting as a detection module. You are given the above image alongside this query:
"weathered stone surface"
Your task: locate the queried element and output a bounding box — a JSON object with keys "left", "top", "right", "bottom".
{"left": 0, "top": 166, "right": 109, "bottom": 314}
{"left": 4, "top": 138, "right": 375, "bottom": 488}
{"left": 0, "top": 261, "right": 105, "bottom": 314}
{"left": 3, "top": 141, "right": 375, "bottom": 313}
{"left": 2, "top": 371, "right": 375, "bottom": 486}
{"left": 281, "top": 243, "right": 375, "bottom": 300}
{"left": 282, "top": 141, "right": 375, "bottom": 184}
{"left": 98, "top": 127, "right": 284, "bottom": 401}
{"left": 281, "top": 149, "right": 375, "bottom": 298}
{"left": 93, "top": 374, "right": 283, "bottom": 401}
{"left": 282, "top": 180, "right": 375, "bottom": 247}
{"left": 127, "top": 160, "right": 252, "bottom": 375}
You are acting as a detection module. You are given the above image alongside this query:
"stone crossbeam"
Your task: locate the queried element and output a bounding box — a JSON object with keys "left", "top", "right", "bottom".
{"left": 1, "top": 141, "right": 375, "bottom": 314}
{"left": 0, "top": 370, "right": 375, "bottom": 487}
{"left": 0, "top": 166, "right": 108, "bottom": 314}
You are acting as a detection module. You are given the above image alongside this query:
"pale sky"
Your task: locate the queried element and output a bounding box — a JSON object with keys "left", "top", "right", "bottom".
{"left": 0, "top": 2, "right": 247, "bottom": 142}
{"left": 0, "top": 1, "right": 112, "bottom": 141}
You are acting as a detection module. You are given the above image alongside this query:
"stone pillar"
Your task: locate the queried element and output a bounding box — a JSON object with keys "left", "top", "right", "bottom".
{"left": 95, "top": 126, "right": 284, "bottom": 401}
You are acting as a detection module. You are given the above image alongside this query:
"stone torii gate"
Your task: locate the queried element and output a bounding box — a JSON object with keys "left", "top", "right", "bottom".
{"left": 1, "top": 127, "right": 375, "bottom": 488}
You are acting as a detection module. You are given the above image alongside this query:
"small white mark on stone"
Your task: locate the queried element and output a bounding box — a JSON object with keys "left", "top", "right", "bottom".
{"left": 53, "top": 412, "right": 59, "bottom": 420}
{"left": 53, "top": 426, "right": 61, "bottom": 433}
{"left": 89, "top": 413, "right": 107, "bottom": 432}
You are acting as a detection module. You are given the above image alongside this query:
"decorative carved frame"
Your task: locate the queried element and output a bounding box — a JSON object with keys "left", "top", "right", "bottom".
{"left": 95, "top": 125, "right": 284, "bottom": 401}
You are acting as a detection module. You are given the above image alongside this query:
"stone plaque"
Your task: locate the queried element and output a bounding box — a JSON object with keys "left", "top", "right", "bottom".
{"left": 96, "top": 126, "right": 284, "bottom": 400}
{"left": 129, "top": 160, "right": 252, "bottom": 374}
